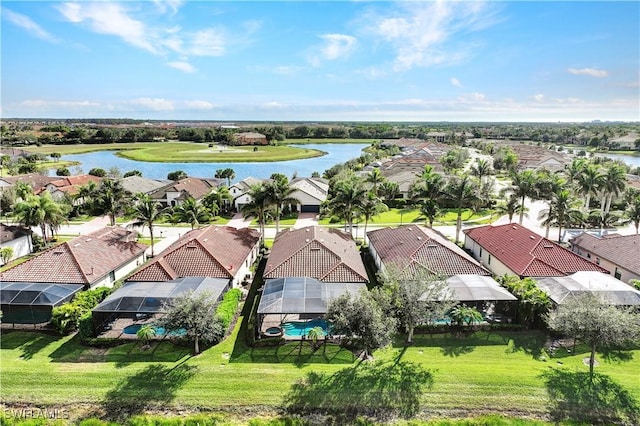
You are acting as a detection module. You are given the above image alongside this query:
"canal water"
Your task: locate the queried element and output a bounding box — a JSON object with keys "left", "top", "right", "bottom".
{"left": 60, "top": 143, "right": 369, "bottom": 181}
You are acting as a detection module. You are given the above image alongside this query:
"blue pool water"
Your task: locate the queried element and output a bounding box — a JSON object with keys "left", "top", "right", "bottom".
{"left": 122, "top": 323, "right": 186, "bottom": 337}
{"left": 280, "top": 319, "right": 331, "bottom": 337}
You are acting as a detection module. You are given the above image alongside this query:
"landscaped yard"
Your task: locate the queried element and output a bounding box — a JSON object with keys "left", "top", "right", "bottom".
{"left": 2, "top": 320, "right": 638, "bottom": 424}
{"left": 318, "top": 208, "right": 495, "bottom": 227}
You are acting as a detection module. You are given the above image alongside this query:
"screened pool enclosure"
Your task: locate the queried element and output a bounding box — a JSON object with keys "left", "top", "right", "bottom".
{"left": 0, "top": 282, "right": 83, "bottom": 324}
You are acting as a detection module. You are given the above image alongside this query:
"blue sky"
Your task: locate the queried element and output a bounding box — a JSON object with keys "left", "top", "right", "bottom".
{"left": 1, "top": 1, "right": 638, "bottom": 122}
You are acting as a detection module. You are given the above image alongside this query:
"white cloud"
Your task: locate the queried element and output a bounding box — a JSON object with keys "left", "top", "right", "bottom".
{"left": 355, "top": 66, "right": 388, "bottom": 80}
{"left": 166, "top": 61, "right": 196, "bottom": 73}
{"left": 183, "top": 100, "right": 215, "bottom": 110}
{"left": 129, "top": 98, "right": 175, "bottom": 111}
{"left": 21, "top": 99, "right": 100, "bottom": 108}
{"left": 153, "top": 0, "right": 183, "bottom": 15}
{"left": 308, "top": 34, "right": 357, "bottom": 66}
{"left": 184, "top": 29, "right": 226, "bottom": 56}
{"left": 533, "top": 94, "right": 545, "bottom": 102}
{"left": 450, "top": 77, "right": 462, "bottom": 88}
{"left": 58, "top": 2, "right": 157, "bottom": 53}
{"left": 367, "top": 1, "right": 500, "bottom": 71}
{"left": 2, "top": 8, "right": 58, "bottom": 42}
{"left": 567, "top": 68, "right": 608, "bottom": 78}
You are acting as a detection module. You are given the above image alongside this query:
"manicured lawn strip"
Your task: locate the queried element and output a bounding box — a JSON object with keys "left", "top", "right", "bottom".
{"left": 318, "top": 208, "right": 495, "bottom": 227}
{"left": 2, "top": 326, "right": 638, "bottom": 419}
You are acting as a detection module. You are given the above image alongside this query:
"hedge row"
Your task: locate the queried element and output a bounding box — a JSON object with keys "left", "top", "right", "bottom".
{"left": 215, "top": 288, "right": 242, "bottom": 329}
{"left": 50, "top": 287, "right": 113, "bottom": 335}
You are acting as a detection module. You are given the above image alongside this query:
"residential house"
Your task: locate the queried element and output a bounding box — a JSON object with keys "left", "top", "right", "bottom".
{"left": 149, "top": 177, "right": 223, "bottom": 207}
{"left": 229, "top": 176, "right": 265, "bottom": 211}
{"left": 121, "top": 175, "right": 171, "bottom": 196}
{"left": 368, "top": 225, "right": 490, "bottom": 276}
{"left": 126, "top": 225, "right": 261, "bottom": 287}
{"left": 289, "top": 177, "right": 329, "bottom": 213}
{"left": 0, "top": 173, "right": 57, "bottom": 193}
{"left": 264, "top": 226, "right": 369, "bottom": 283}
{"left": 234, "top": 132, "right": 268, "bottom": 145}
{"left": 535, "top": 271, "right": 640, "bottom": 306}
{"left": 0, "top": 226, "right": 147, "bottom": 288}
{"left": 463, "top": 223, "right": 608, "bottom": 278}
{"left": 0, "top": 147, "right": 30, "bottom": 160}
{"left": 570, "top": 233, "right": 640, "bottom": 283}
{"left": 608, "top": 132, "right": 638, "bottom": 150}
{"left": 0, "top": 223, "right": 32, "bottom": 265}
{"left": 43, "top": 174, "right": 102, "bottom": 201}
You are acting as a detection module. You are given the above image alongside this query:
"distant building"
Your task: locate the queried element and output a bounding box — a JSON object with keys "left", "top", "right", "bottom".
{"left": 289, "top": 177, "right": 329, "bottom": 213}
{"left": 234, "top": 132, "right": 268, "bottom": 145}
{"left": 149, "top": 177, "right": 223, "bottom": 207}
{"left": 0, "top": 223, "right": 32, "bottom": 265}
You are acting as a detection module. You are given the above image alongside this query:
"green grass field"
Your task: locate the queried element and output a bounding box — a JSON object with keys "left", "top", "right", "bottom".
{"left": 1, "top": 320, "right": 638, "bottom": 425}
{"left": 318, "top": 208, "right": 495, "bottom": 227}
{"left": 23, "top": 142, "right": 326, "bottom": 163}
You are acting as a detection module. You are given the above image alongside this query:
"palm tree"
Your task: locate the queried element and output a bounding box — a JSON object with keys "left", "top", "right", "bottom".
{"left": 418, "top": 199, "right": 440, "bottom": 228}
{"left": 325, "top": 174, "right": 367, "bottom": 233}
{"left": 444, "top": 175, "right": 479, "bottom": 244}
{"left": 495, "top": 192, "right": 526, "bottom": 223}
{"left": 576, "top": 163, "right": 604, "bottom": 212}
{"left": 509, "top": 170, "right": 538, "bottom": 225}
{"left": 537, "top": 189, "right": 582, "bottom": 242}
{"left": 202, "top": 186, "right": 233, "bottom": 217}
{"left": 379, "top": 180, "right": 399, "bottom": 203}
{"left": 564, "top": 158, "right": 587, "bottom": 185}
{"left": 136, "top": 324, "right": 156, "bottom": 348}
{"left": 359, "top": 191, "right": 388, "bottom": 241}
{"left": 129, "top": 194, "right": 169, "bottom": 257}
{"left": 171, "top": 197, "right": 210, "bottom": 230}
{"left": 366, "top": 168, "right": 385, "bottom": 196}
{"left": 75, "top": 180, "right": 99, "bottom": 215}
{"left": 306, "top": 326, "right": 325, "bottom": 350}
{"left": 599, "top": 163, "right": 627, "bottom": 215}
{"left": 625, "top": 194, "right": 640, "bottom": 234}
{"left": 450, "top": 304, "right": 483, "bottom": 327}
{"left": 94, "top": 179, "right": 127, "bottom": 226}
{"left": 265, "top": 176, "right": 299, "bottom": 234}
{"left": 13, "top": 181, "right": 33, "bottom": 201}
{"left": 471, "top": 158, "right": 492, "bottom": 192}
{"left": 241, "top": 184, "right": 272, "bottom": 240}
{"left": 13, "top": 192, "right": 66, "bottom": 245}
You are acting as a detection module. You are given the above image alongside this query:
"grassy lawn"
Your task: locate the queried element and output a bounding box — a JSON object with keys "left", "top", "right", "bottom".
{"left": 2, "top": 322, "right": 638, "bottom": 424}
{"left": 24, "top": 142, "right": 326, "bottom": 163}
{"left": 285, "top": 138, "right": 376, "bottom": 145}
{"left": 319, "top": 208, "right": 495, "bottom": 227}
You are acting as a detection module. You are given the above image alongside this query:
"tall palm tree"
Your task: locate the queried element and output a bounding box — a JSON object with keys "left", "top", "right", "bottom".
{"left": 265, "top": 176, "right": 299, "bottom": 234}
{"left": 410, "top": 165, "right": 445, "bottom": 203}
{"left": 325, "top": 174, "right": 367, "bottom": 233}
{"left": 241, "top": 184, "right": 272, "bottom": 241}
{"left": 75, "top": 180, "right": 99, "bottom": 215}
{"left": 564, "top": 158, "right": 587, "bottom": 185}
{"left": 495, "top": 192, "right": 526, "bottom": 223}
{"left": 14, "top": 192, "right": 66, "bottom": 245}
{"left": 599, "top": 163, "right": 627, "bottom": 214}
{"left": 379, "top": 180, "right": 399, "bottom": 203}
{"left": 537, "top": 189, "right": 582, "bottom": 242}
{"left": 95, "top": 179, "right": 127, "bottom": 226}
{"left": 13, "top": 181, "right": 33, "bottom": 201}
{"left": 444, "top": 175, "right": 479, "bottom": 244}
{"left": 129, "top": 194, "right": 169, "bottom": 257}
{"left": 366, "top": 168, "right": 385, "bottom": 196}
{"left": 172, "top": 197, "right": 210, "bottom": 230}
{"left": 359, "top": 191, "right": 388, "bottom": 241}
{"left": 471, "top": 158, "right": 493, "bottom": 192}
{"left": 576, "top": 163, "right": 604, "bottom": 212}
{"left": 509, "top": 170, "right": 538, "bottom": 225}
{"left": 418, "top": 198, "right": 440, "bottom": 228}
{"left": 201, "top": 186, "right": 232, "bottom": 219}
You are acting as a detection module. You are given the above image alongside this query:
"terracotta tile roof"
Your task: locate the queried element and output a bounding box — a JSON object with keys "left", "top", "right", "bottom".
{"left": 1, "top": 174, "right": 57, "bottom": 191}
{"left": 0, "top": 226, "right": 147, "bottom": 285}
{"left": 368, "top": 225, "right": 490, "bottom": 276}
{"left": 571, "top": 233, "right": 640, "bottom": 275}
{"left": 0, "top": 223, "right": 29, "bottom": 243}
{"left": 264, "top": 226, "right": 368, "bottom": 283}
{"left": 463, "top": 223, "right": 607, "bottom": 277}
{"left": 126, "top": 225, "right": 260, "bottom": 282}
{"left": 45, "top": 174, "right": 102, "bottom": 196}
{"left": 150, "top": 177, "right": 222, "bottom": 201}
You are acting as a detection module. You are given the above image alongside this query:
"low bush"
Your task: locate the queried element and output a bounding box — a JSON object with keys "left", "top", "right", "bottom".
{"left": 78, "top": 311, "right": 95, "bottom": 339}
{"left": 51, "top": 286, "right": 113, "bottom": 335}
{"left": 215, "top": 288, "right": 242, "bottom": 329}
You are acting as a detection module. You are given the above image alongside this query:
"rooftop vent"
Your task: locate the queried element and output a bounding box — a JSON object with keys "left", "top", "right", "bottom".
{"left": 530, "top": 235, "right": 536, "bottom": 240}
{"left": 543, "top": 244, "right": 553, "bottom": 248}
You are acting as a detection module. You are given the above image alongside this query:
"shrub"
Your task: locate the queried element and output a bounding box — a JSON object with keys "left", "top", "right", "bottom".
{"left": 215, "top": 288, "right": 242, "bottom": 329}
{"left": 78, "top": 311, "right": 95, "bottom": 339}
{"left": 51, "top": 286, "right": 113, "bottom": 335}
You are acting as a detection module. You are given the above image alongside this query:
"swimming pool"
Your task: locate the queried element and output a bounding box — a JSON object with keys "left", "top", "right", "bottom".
{"left": 280, "top": 318, "right": 331, "bottom": 337}
{"left": 122, "top": 323, "right": 186, "bottom": 337}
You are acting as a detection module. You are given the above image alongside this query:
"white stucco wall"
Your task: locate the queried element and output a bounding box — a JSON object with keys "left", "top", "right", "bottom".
{"left": 464, "top": 235, "right": 516, "bottom": 277}
{"left": 88, "top": 253, "right": 147, "bottom": 288}
{"left": 0, "top": 235, "right": 31, "bottom": 265}
{"left": 230, "top": 243, "right": 260, "bottom": 287}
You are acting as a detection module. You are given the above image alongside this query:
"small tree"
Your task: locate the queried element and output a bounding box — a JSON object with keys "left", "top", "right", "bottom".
{"left": 167, "top": 170, "right": 187, "bottom": 181}
{"left": 449, "top": 304, "right": 483, "bottom": 327}
{"left": 548, "top": 293, "right": 640, "bottom": 379}
{"left": 0, "top": 247, "right": 14, "bottom": 265}
{"left": 378, "top": 265, "right": 454, "bottom": 344}
{"left": 50, "top": 152, "right": 61, "bottom": 162}
{"left": 155, "top": 291, "right": 225, "bottom": 354}
{"left": 88, "top": 167, "right": 107, "bottom": 177}
{"left": 307, "top": 326, "right": 325, "bottom": 350}
{"left": 137, "top": 324, "right": 156, "bottom": 348}
{"left": 56, "top": 167, "right": 70, "bottom": 176}
{"left": 327, "top": 288, "right": 396, "bottom": 359}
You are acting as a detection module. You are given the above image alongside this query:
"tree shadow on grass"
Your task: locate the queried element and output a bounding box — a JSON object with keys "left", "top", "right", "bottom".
{"left": 284, "top": 359, "right": 433, "bottom": 423}
{"left": 97, "top": 363, "right": 198, "bottom": 422}
{"left": 0, "top": 330, "right": 63, "bottom": 360}
{"left": 542, "top": 369, "right": 640, "bottom": 425}
{"left": 505, "top": 330, "right": 547, "bottom": 360}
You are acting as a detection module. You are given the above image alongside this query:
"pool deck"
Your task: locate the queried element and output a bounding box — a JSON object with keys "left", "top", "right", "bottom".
{"left": 98, "top": 316, "right": 159, "bottom": 340}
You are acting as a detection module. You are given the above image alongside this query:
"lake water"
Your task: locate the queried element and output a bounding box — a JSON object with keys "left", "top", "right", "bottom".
{"left": 60, "top": 143, "right": 369, "bottom": 180}
{"left": 596, "top": 152, "right": 640, "bottom": 169}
